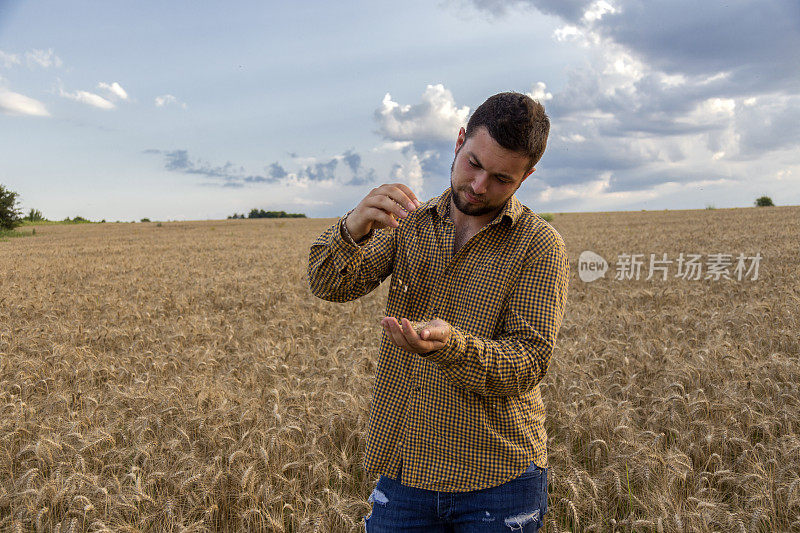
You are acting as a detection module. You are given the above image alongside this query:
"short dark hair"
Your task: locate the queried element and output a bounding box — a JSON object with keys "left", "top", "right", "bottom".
{"left": 465, "top": 92, "right": 550, "bottom": 171}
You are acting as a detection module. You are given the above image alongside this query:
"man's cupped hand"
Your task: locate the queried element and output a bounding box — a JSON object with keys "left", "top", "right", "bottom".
{"left": 380, "top": 317, "right": 451, "bottom": 354}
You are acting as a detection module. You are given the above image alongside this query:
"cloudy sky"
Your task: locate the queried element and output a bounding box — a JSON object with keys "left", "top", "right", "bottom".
{"left": 1, "top": 1, "right": 798, "bottom": 221}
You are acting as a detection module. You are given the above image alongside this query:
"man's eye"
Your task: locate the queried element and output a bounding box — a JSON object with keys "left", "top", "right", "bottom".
{"left": 468, "top": 160, "right": 479, "bottom": 168}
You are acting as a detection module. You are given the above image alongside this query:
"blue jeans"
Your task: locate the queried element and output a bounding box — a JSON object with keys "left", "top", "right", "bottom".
{"left": 363, "top": 462, "right": 548, "bottom": 532}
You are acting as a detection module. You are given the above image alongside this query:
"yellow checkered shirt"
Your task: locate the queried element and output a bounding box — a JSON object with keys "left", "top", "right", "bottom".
{"left": 308, "top": 187, "right": 569, "bottom": 492}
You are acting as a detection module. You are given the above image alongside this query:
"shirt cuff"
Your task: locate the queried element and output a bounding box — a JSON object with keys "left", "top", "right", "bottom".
{"left": 340, "top": 211, "right": 374, "bottom": 247}
{"left": 329, "top": 216, "right": 365, "bottom": 274}
{"left": 420, "top": 324, "right": 466, "bottom": 366}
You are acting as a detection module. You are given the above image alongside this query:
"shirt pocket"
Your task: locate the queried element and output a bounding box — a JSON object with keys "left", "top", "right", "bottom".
{"left": 459, "top": 257, "right": 515, "bottom": 337}
{"left": 467, "top": 255, "right": 514, "bottom": 297}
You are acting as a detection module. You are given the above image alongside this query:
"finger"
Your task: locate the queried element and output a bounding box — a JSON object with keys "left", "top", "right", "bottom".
{"left": 363, "top": 206, "right": 400, "bottom": 229}
{"left": 400, "top": 319, "right": 438, "bottom": 352}
{"left": 363, "top": 194, "right": 407, "bottom": 221}
{"left": 416, "top": 319, "right": 448, "bottom": 343}
{"left": 400, "top": 318, "right": 423, "bottom": 342}
{"left": 381, "top": 318, "right": 396, "bottom": 342}
{"left": 380, "top": 184, "right": 419, "bottom": 212}
{"left": 384, "top": 317, "right": 413, "bottom": 351}
{"left": 391, "top": 183, "right": 421, "bottom": 209}
{"left": 373, "top": 195, "right": 411, "bottom": 220}
{"left": 406, "top": 319, "right": 434, "bottom": 341}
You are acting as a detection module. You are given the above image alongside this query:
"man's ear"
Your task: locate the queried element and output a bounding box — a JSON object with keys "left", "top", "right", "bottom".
{"left": 521, "top": 167, "right": 536, "bottom": 183}
{"left": 455, "top": 127, "right": 466, "bottom": 154}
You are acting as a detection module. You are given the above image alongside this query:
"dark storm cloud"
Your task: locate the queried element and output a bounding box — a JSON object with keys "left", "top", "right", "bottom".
{"left": 460, "top": 0, "right": 800, "bottom": 200}
{"left": 147, "top": 148, "right": 378, "bottom": 187}
{"left": 597, "top": 1, "right": 800, "bottom": 90}
{"left": 146, "top": 149, "right": 277, "bottom": 186}
{"left": 297, "top": 152, "right": 379, "bottom": 185}
{"left": 614, "top": 168, "right": 730, "bottom": 193}
{"left": 536, "top": 135, "right": 656, "bottom": 189}
{"left": 469, "top": 0, "right": 591, "bottom": 20}
{"left": 243, "top": 175, "right": 273, "bottom": 183}
{"left": 268, "top": 162, "right": 288, "bottom": 180}
{"left": 547, "top": 69, "right": 734, "bottom": 136}
{"left": 163, "top": 150, "right": 192, "bottom": 172}
{"left": 342, "top": 149, "right": 361, "bottom": 174}
{"left": 472, "top": 0, "right": 799, "bottom": 78}
{"left": 342, "top": 149, "right": 381, "bottom": 186}
{"left": 345, "top": 167, "right": 377, "bottom": 186}
{"left": 470, "top": 0, "right": 800, "bottom": 94}
{"left": 300, "top": 158, "right": 338, "bottom": 181}
{"left": 542, "top": 163, "right": 729, "bottom": 194}
{"left": 733, "top": 95, "right": 800, "bottom": 158}
{"left": 419, "top": 148, "right": 452, "bottom": 179}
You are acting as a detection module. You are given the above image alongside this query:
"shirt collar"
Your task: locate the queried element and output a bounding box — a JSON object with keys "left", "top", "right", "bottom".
{"left": 428, "top": 187, "right": 524, "bottom": 227}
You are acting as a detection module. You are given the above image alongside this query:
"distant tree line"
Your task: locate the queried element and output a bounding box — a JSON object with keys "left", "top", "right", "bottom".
{"left": 228, "top": 209, "right": 307, "bottom": 219}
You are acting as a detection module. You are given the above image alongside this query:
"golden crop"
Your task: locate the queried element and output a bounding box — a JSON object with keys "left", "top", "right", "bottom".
{"left": 1, "top": 207, "right": 798, "bottom": 532}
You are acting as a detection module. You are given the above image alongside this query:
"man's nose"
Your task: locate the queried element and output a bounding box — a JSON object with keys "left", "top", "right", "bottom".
{"left": 472, "top": 172, "right": 489, "bottom": 194}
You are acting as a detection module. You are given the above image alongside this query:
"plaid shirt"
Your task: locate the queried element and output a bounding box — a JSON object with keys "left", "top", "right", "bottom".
{"left": 308, "top": 187, "right": 569, "bottom": 492}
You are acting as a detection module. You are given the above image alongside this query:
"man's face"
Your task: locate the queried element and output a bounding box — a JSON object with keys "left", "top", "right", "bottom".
{"left": 449, "top": 126, "right": 534, "bottom": 218}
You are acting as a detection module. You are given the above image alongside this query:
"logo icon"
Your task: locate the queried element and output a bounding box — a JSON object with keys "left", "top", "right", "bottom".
{"left": 579, "top": 250, "right": 608, "bottom": 282}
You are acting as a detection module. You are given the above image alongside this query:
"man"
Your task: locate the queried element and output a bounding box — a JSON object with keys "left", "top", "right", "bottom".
{"left": 308, "top": 92, "right": 569, "bottom": 532}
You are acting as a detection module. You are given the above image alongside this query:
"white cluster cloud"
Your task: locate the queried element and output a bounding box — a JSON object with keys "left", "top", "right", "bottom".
{"left": 390, "top": 154, "right": 424, "bottom": 193}
{"left": 155, "top": 94, "right": 175, "bottom": 107}
{"left": 1, "top": 48, "right": 63, "bottom": 69}
{"left": 0, "top": 50, "right": 20, "bottom": 68}
{"left": 98, "top": 81, "right": 128, "bottom": 101}
{"left": 26, "top": 48, "right": 62, "bottom": 69}
{"left": 582, "top": 0, "right": 616, "bottom": 22}
{"left": 155, "top": 94, "right": 187, "bottom": 109}
{"left": 375, "top": 84, "right": 469, "bottom": 145}
{"left": 527, "top": 82, "right": 553, "bottom": 102}
{"left": 59, "top": 87, "right": 115, "bottom": 109}
{"left": 59, "top": 81, "right": 129, "bottom": 110}
{"left": 373, "top": 84, "right": 472, "bottom": 195}
{"left": 0, "top": 88, "right": 50, "bottom": 117}
{"left": 0, "top": 49, "right": 55, "bottom": 116}
{"left": 372, "top": 140, "right": 413, "bottom": 152}
{"left": 1, "top": 46, "right": 140, "bottom": 117}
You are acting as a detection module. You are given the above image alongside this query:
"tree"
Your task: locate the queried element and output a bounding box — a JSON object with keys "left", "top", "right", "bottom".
{"left": 0, "top": 184, "right": 22, "bottom": 231}
{"left": 24, "top": 208, "right": 45, "bottom": 222}
{"left": 755, "top": 196, "right": 774, "bottom": 207}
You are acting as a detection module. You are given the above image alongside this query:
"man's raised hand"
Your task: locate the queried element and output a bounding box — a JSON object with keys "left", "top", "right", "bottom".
{"left": 345, "top": 183, "right": 421, "bottom": 242}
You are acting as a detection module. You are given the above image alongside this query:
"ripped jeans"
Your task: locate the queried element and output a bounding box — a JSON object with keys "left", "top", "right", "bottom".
{"left": 363, "top": 462, "right": 547, "bottom": 532}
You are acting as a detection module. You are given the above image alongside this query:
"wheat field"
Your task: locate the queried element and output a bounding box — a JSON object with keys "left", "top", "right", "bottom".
{"left": 1, "top": 206, "right": 799, "bottom": 532}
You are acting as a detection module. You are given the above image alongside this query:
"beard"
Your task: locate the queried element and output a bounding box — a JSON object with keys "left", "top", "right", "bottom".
{"left": 449, "top": 157, "right": 499, "bottom": 217}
